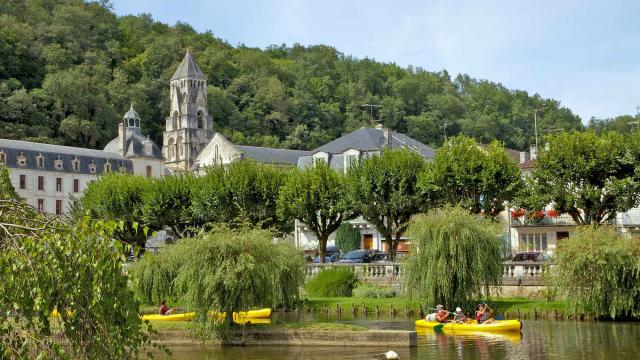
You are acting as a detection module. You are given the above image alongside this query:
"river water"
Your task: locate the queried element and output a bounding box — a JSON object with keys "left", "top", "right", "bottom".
{"left": 152, "top": 313, "right": 640, "bottom": 360}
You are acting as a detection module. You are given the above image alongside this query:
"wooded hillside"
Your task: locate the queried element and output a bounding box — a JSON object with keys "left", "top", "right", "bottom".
{"left": 0, "top": 0, "right": 593, "bottom": 151}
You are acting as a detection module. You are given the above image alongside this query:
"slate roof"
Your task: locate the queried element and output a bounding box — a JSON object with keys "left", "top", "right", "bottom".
{"left": 103, "top": 128, "right": 163, "bottom": 159}
{"left": 171, "top": 50, "right": 205, "bottom": 80}
{"left": 235, "top": 145, "right": 310, "bottom": 165}
{"left": 123, "top": 105, "right": 140, "bottom": 120}
{"left": 313, "top": 127, "right": 435, "bottom": 158}
{"left": 0, "top": 138, "right": 132, "bottom": 174}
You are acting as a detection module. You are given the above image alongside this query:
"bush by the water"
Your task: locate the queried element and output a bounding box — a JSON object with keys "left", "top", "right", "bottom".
{"left": 352, "top": 283, "right": 398, "bottom": 298}
{"left": 403, "top": 206, "right": 502, "bottom": 310}
{"left": 554, "top": 226, "right": 640, "bottom": 319}
{"left": 305, "top": 268, "right": 358, "bottom": 297}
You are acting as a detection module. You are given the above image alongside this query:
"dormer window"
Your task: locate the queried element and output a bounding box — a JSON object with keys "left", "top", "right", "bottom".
{"left": 36, "top": 154, "right": 45, "bottom": 168}
{"left": 17, "top": 152, "right": 27, "bottom": 166}
{"left": 0, "top": 151, "right": 6, "bottom": 164}
{"left": 104, "top": 162, "right": 112, "bottom": 173}
{"left": 89, "top": 161, "right": 96, "bottom": 174}
{"left": 72, "top": 158, "right": 80, "bottom": 172}
{"left": 54, "top": 156, "right": 63, "bottom": 170}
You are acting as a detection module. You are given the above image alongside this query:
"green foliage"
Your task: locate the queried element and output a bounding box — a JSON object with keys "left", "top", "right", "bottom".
{"left": 0, "top": 1, "right": 584, "bottom": 151}
{"left": 335, "top": 222, "right": 361, "bottom": 253}
{"left": 78, "top": 172, "right": 151, "bottom": 247}
{"left": 305, "top": 268, "right": 358, "bottom": 297}
{"left": 278, "top": 162, "right": 356, "bottom": 261}
{"left": 352, "top": 283, "right": 398, "bottom": 298}
{"left": 348, "top": 149, "right": 426, "bottom": 260}
{"left": 419, "top": 136, "right": 523, "bottom": 216}
{"left": 554, "top": 226, "right": 640, "bottom": 319}
{"left": 0, "top": 164, "right": 18, "bottom": 200}
{"left": 0, "top": 198, "right": 153, "bottom": 358}
{"left": 142, "top": 174, "right": 197, "bottom": 238}
{"left": 404, "top": 206, "right": 502, "bottom": 310}
{"left": 130, "top": 227, "right": 304, "bottom": 327}
{"left": 518, "top": 131, "right": 640, "bottom": 225}
{"left": 192, "top": 160, "right": 291, "bottom": 234}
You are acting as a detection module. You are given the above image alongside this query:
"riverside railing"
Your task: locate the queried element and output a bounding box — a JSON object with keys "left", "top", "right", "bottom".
{"left": 305, "top": 261, "right": 551, "bottom": 286}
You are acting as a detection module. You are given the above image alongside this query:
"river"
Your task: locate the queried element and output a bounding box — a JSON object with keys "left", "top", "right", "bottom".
{"left": 152, "top": 313, "right": 640, "bottom": 359}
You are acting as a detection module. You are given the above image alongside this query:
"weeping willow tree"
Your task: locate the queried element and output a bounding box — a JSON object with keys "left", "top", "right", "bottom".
{"left": 130, "top": 227, "right": 304, "bottom": 330}
{"left": 404, "top": 206, "right": 502, "bottom": 310}
{"left": 554, "top": 226, "right": 640, "bottom": 319}
{"left": 335, "top": 222, "right": 361, "bottom": 253}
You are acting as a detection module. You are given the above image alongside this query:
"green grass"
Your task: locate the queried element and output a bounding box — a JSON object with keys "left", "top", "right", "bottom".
{"left": 489, "top": 297, "right": 567, "bottom": 314}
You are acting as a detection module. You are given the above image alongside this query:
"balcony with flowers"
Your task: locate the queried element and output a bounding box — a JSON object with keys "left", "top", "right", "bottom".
{"left": 510, "top": 208, "right": 575, "bottom": 227}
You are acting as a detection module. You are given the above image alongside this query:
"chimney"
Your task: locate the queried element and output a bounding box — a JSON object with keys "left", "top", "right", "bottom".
{"left": 118, "top": 122, "right": 125, "bottom": 155}
{"left": 530, "top": 145, "right": 538, "bottom": 160}
{"left": 519, "top": 151, "right": 526, "bottom": 163}
{"left": 383, "top": 127, "right": 392, "bottom": 147}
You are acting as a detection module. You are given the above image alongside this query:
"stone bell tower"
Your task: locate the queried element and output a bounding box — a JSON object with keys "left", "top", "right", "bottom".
{"left": 163, "top": 50, "right": 212, "bottom": 172}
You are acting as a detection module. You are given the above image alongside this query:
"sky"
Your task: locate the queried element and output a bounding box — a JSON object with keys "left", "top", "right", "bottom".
{"left": 111, "top": 0, "right": 640, "bottom": 123}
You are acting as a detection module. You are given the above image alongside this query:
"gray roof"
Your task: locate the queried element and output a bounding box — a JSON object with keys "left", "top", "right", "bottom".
{"left": 103, "top": 128, "right": 163, "bottom": 159}
{"left": 313, "top": 127, "right": 435, "bottom": 158}
{"left": 123, "top": 104, "right": 140, "bottom": 120}
{"left": 235, "top": 145, "right": 310, "bottom": 165}
{"left": 0, "top": 138, "right": 132, "bottom": 174}
{"left": 171, "top": 50, "right": 205, "bottom": 81}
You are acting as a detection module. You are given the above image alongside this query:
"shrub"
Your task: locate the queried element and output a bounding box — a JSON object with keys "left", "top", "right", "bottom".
{"left": 404, "top": 206, "right": 502, "bottom": 310}
{"left": 305, "top": 268, "right": 358, "bottom": 297}
{"left": 554, "top": 226, "right": 640, "bottom": 319}
{"left": 352, "top": 283, "right": 397, "bottom": 298}
{"left": 335, "top": 223, "right": 361, "bottom": 253}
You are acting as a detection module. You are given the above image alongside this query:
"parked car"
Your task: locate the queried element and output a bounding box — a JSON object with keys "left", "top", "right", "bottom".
{"left": 325, "top": 245, "right": 340, "bottom": 255}
{"left": 337, "top": 250, "right": 371, "bottom": 263}
{"left": 371, "top": 252, "right": 389, "bottom": 263}
{"left": 511, "top": 251, "right": 551, "bottom": 262}
{"left": 312, "top": 254, "right": 341, "bottom": 263}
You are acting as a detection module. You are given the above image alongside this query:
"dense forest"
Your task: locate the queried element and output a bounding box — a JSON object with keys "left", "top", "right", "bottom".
{"left": 0, "top": 1, "right": 631, "bottom": 151}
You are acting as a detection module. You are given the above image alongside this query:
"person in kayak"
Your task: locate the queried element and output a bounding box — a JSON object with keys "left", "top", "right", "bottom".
{"left": 435, "top": 304, "right": 450, "bottom": 323}
{"left": 476, "top": 303, "right": 495, "bottom": 324}
{"left": 159, "top": 300, "right": 174, "bottom": 316}
{"left": 452, "top": 307, "right": 467, "bottom": 323}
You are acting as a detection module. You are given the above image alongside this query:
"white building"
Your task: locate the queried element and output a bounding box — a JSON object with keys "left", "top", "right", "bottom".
{"left": 0, "top": 106, "right": 164, "bottom": 215}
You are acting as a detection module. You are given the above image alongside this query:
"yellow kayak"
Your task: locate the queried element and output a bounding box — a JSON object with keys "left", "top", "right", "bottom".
{"left": 415, "top": 319, "right": 522, "bottom": 332}
{"left": 141, "top": 308, "right": 271, "bottom": 322}
{"left": 415, "top": 327, "right": 522, "bottom": 343}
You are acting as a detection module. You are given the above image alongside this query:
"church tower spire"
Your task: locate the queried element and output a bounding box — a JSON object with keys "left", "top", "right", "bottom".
{"left": 162, "top": 50, "right": 212, "bottom": 172}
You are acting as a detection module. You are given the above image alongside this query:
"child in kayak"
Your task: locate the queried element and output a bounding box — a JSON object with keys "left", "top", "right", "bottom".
{"left": 159, "top": 300, "right": 174, "bottom": 316}
{"left": 452, "top": 307, "right": 467, "bottom": 323}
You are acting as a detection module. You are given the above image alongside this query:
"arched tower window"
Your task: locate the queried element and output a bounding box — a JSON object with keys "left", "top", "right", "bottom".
{"left": 168, "top": 138, "right": 175, "bottom": 161}
{"left": 177, "top": 137, "right": 184, "bottom": 160}
{"left": 214, "top": 144, "right": 219, "bottom": 164}
{"left": 197, "top": 111, "right": 204, "bottom": 129}
{"left": 172, "top": 111, "right": 178, "bottom": 130}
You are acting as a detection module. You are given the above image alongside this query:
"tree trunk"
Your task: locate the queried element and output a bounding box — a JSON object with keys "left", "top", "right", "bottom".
{"left": 384, "top": 233, "right": 395, "bottom": 261}
{"left": 318, "top": 235, "right": 327, "bottom": 263}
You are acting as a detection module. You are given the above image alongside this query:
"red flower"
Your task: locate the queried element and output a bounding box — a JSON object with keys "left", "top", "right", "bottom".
{"left": 534, "top": 210, "right": 545, "bottom": 219}
{"left": 546, "top": 209, "right": 559, "bottom": 218}
{"left": 511, "top": 209, "right": 525, "bottom": 217}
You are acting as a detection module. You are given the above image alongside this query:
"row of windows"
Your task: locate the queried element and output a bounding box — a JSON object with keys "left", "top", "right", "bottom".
{"left": 519, "top": 233, "right": 548, "bottom": 251}
{"left": 0, "top": 151, "right": 115, "bottom": 173}
{"left": 36, "top": 199, "right": 64, "bottom": 215}
{"left": 170, "top": 111, "right": 205, "bottom": 130}
{"left": 18, "top": 175, "right": 80, "bottom": 193}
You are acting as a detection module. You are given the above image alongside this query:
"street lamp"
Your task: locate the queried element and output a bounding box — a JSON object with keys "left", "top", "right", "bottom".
{"left": 532, "top": 107, "right": 548, "bottom": 153}
{"left": 360, "top": 104, "right": 382, "bottom": 125}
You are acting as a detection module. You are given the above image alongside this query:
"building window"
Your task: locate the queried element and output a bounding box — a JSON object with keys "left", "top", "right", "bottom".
{"left": 197, "top": 111, "right": 204, "bottom": 129}
{"left": 38, "top": 176, "right": 44, "bottom": 191}
{"left": 172, "top": 111, "right": 179, "bottom": 130}
{"left": 55, "top": 200, "right": 63, "bottom": 215}
{"left": 19, "top": 175, "right": 26, "bottom": 189}
{"left": 72, "top": 158, "right": 80, "bottom": 171}
{"left": 73, "top": 179, "right": 79, "bottom": 193}
{"left": 168, "top": 138, "right": 175, "bottom": 161}
{"left": 0, "top": 151, "right": 5, "bottom": 164}
{"left": 177, "top": 137, "right": 184, "bottom": 160}
{"left": 146, "top": 165, "right": 152, "bottom": 177}
{"left": 89, "top": 161, "right": 96, "bottom": 174}
{"left": 37, "top": 199, "right": 44, "bottom": 212}
{"left": 17, "top": 152, "right": 27, "bottom": 166}
{"left": 56, "top": 178, "right": 62, "bottom": 192}
{"left": 344, "top": 154, "right": 358, "bottom": 171}
{"left": 37, "top": 154, "right": 44, "bottom": 168}
{"left": 214, "top": 144, "right": 219, "bottom": 164}
{"left": 55, "top": 156, "right": 63, "bottom": 170}
{"left": 520, "top": 233, "right": 548, "bottom": 252}
{"left": 104, "top": 163, "right": 111, "bottom": 173}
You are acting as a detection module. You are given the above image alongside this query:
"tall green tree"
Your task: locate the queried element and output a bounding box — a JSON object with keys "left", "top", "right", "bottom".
{"left": 278, "top": 162, "right": 356, "bottom": 262}
{"left": 78, "top": 172, "right": 150, "bottom": 248}
{"left": 141, "top": 174, "right": 197, "bottom": 238}
{"left": 418, "top": 136, "right": 523, "bottom": 216}
{"left": 348, "top": 149, "right": 426, "bottom": 260}
{"left": 404, "top": 207, "right": 502, "bottom": 310}
{"left": 334, "top": 222, "right": 361, "bottom": 253}
{"left": 1, "top": 174, "right": 154, "bottom": 359}
{"left": 518, "top": 131, "right": 640, "bottom": 225}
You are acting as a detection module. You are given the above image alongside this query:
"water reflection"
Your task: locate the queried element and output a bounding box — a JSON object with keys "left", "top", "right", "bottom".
{"left": 150, "top": 318, "right": 640, "bottom": 360}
